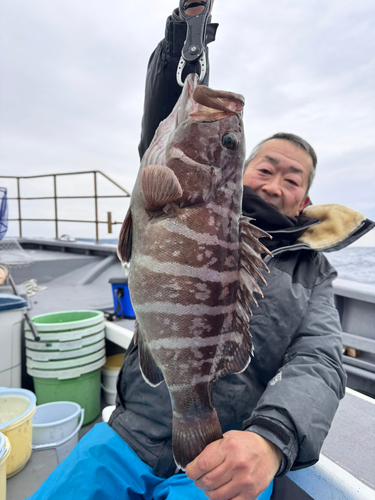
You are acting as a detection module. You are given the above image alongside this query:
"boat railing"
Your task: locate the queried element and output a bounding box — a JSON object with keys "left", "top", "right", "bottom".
{"left": 333, "top": 278, "right": 375, "bottom": 394}
{"left": 0, "top": 171, "right": 131, "bottom": 243}
{"left": 333, "top": 278, "right": 375, "bottom": 351}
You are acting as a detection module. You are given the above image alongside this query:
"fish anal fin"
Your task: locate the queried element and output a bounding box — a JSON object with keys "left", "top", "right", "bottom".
{"left": 138, "top": 326, "right": 164, "bottom": 387}
{"left": 117, "top": 209, "right": 132, "bottom": 263}
{"left": 173, "top": 405, "right": 222, "bottom": 469}
{"left": 141, "top": 165, "right": 183, "bottom": 211}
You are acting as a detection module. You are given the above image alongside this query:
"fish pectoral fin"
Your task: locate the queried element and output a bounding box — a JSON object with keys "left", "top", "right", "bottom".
{"left": 141, "top": 165, "right": 183, "bottom": 211}
{"left": 117, "top": 209, "right": 132, "bottom": 263}
{"left": 214, "top": 334, "right": 253, "bottom": 379}
{"left": 138, "top": 328, "right": 164, "bottom": 387}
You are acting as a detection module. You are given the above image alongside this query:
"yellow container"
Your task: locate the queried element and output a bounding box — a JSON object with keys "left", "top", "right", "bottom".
{"left": 101, "top": 353, "right": 125, "bottom": 405}
{"left": 0, "top": 433, "right": 11, "bottom": 500}
{"left": 103, "top": 353, "right": 125, "bottom": 372}
{"left": 0, "top": 389, "right": 36, "bottom": 478}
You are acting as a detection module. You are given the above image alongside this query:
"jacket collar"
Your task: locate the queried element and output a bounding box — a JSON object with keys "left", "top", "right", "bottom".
{"left": 242, "top": 186, "right": 320, "bottom": 251}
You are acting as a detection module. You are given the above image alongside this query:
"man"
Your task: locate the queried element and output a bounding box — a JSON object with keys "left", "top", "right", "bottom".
{"left": 111, "top": 3, "right": 371, "bottom": 499}
{"left": 27, "top": 3, "right": 373, "bottom": 500}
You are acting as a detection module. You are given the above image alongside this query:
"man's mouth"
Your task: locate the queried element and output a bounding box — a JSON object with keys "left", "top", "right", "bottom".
{"left": 257, "top": 194, "right": 281, "bottom": 211}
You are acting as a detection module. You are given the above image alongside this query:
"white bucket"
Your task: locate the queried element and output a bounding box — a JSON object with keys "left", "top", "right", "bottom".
{"left": 26, "top": 347, "right": 106, "bottom": 370}
{"left": 26, "top": 338, "right": 106, "bottom": 361}
{"left": 27, "top": 355, "right": 106, "bottom": 380}
{"left": 101, "top": 353, "right": 125, "bottom": 394}
{"left": 101, "top": 384, "right": 116, "bottom": 405}
{"left": 32, "top": 402, "right": 84, "bottom": 463}
{"left": 101, "top": 367, "right": 118, "bottom": 394}
{"left": 25, "top": 323, "right": 105, "bottom": 343}
{"left": 101, "top": 406, "right": 116, "bottom": 423}
{"left": 25, "top": 330, "right": 105, "bottom": 352}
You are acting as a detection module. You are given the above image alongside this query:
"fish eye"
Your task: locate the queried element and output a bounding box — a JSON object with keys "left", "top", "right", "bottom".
{"left": 222, "top": 133, "right": 238, "bottom": 149}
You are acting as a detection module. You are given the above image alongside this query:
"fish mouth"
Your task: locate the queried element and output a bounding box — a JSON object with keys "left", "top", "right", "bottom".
{"left": 175, "top": 73, "right": 200, "bottom": 124}
{"left": 178, "top": 74, "right": 245, "bottom": 123}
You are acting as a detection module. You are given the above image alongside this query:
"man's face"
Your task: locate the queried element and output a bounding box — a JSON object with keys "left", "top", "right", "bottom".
{"left": 243, "top": 139, "right": 312, "bottom": 217}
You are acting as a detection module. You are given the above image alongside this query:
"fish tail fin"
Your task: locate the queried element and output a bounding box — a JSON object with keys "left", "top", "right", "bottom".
{"left": 172, "top": 409, "right": 223, "bottom": 470}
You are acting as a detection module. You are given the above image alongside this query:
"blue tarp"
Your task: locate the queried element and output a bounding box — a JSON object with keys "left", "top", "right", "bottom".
{"left": 0, "top": 187, "right": 8, "bottom": 240}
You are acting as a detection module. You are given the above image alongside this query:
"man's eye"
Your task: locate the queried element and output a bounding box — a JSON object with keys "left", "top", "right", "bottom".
{"left": 260, "top": 169, "right": 271, "bottom": 175}
{"left": 286, "top": 179, "right": 298, "bottom": 186}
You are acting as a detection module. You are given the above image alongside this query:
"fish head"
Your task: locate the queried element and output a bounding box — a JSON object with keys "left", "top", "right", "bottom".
{"left": 143, "top": 74, "right": 246, "bottom": 208}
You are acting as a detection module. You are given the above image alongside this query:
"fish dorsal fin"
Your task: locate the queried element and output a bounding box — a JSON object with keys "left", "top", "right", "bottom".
{"left": 117, "top": 209, "right": 133, "bottom": 263}
{"left": 141, "top": 165, "right": 183, "bottom": 211}
{"left": 238, "top": 216, "right": 271, "bottom": 314}
{"left": 214, "top": 217, "right": 272, "bottom": 378}
{"left": 137, "top": 323, "right": 164, "bottom": 387}
{"left": 212, "top": 218, "right": 272, "bottom": 380}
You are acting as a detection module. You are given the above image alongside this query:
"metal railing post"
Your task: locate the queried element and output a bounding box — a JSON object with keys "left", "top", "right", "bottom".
{"left": 94, "top": 172, "right": 99, "bottom": 243}
{"left": 17, "top": 177, "right": 22, "bottom": 237}
{"left": 107, "top": 212, "right": 113, "bottom": 234}
{"left": 53, "top": 175, "right": 58, "bottom": 239}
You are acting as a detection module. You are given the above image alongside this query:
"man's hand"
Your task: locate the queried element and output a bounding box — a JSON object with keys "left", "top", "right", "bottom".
{"left": 185, "top": 430, "right": 281, "bottom": 500}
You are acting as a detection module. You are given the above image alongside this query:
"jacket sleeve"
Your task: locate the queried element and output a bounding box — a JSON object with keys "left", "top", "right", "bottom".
{"left": 138, "top": 8, "right": 218, "bottom": 159}
{"left": 243, "top": 263, "right": 347, "bottom": 476}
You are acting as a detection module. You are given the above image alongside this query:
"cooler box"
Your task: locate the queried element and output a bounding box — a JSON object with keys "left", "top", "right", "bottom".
{"left": 0, "top": 294, "right": 27, "bottom": 387}
{"left": 109, "top": 278, "right": 135, "bottom": 319}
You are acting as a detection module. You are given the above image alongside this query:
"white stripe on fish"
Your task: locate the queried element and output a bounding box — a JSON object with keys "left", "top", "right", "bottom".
{"left": 164, "top": 220, "right": 241, "bottom": 248}
{"left": 136, "top": 301, "right": 237, "bottom": 318}
{"left": 134, "top": 254, "right": 239, "bottom": 283}
{"left": 148, "top": 330, "right": 242, "bottom": 350}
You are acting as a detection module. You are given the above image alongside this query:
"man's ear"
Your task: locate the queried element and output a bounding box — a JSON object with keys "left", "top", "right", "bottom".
{"left": 297, "top": 196, "right": 311, "bottom": 216}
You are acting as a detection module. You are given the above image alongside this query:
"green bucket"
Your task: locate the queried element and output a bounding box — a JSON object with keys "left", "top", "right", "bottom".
{"left": 30, "top": 310, "right": 104, "bottom": 332}
{"left": 33, "top": 370, "right": 101, "bottom": 426}
{"left": 26, "top": 311, "right": 106, "bottom": 426}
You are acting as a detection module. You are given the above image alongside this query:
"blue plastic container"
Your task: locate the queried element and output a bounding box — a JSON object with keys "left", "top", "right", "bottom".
{"left": 0, "top": 294, "right": 27, "bottom": 311}
{"left": 108, "top": 278, "right": 135, "bottom": 319}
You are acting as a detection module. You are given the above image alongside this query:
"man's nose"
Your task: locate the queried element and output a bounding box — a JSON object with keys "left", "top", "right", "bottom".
{"left": 262, "top": 177, "right": 282, "bottom": 197}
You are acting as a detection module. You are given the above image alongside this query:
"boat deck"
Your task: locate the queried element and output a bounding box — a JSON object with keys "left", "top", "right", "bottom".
{"left": 2, "top": 238, "right": 374, "bottom": 499}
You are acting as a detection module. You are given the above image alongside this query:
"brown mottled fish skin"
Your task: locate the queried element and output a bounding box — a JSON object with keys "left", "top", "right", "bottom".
{"left": 118, "top": 73, "right": 271, "bottom": 470}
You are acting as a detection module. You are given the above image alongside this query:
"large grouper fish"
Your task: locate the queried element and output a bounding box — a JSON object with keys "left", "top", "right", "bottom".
{"left": 117, "top": 73, "right": 271, "bottom": 470}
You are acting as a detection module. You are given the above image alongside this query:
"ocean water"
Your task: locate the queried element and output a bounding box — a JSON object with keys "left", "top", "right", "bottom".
{"left": 325, "top": 247, "right": 375, "bottom": 285}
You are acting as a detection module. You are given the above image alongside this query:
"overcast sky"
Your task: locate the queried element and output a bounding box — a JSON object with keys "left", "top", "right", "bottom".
{"left": 1, "top": 0, "right": 374, "bottom": 240}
